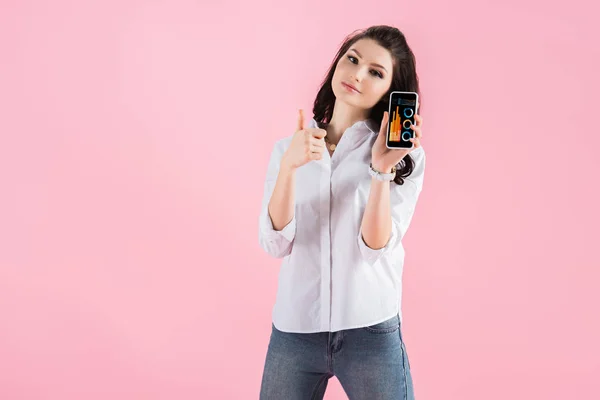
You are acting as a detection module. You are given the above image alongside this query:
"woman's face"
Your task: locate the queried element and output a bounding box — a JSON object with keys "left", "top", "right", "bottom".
{"left": 331, "top": 38, "right": 394, "bottom": 111}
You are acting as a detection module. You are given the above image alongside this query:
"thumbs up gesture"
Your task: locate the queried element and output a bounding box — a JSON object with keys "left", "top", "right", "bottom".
{"left": 281, "top": 109, "right": 327, "bottom": 171}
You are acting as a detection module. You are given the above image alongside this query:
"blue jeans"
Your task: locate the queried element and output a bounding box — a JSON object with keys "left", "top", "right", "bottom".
{"left": 259, "top": 314, "right": 415, "bottom": 400}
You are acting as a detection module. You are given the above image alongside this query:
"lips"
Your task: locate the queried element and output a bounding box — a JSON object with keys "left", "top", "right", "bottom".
{"left": 342, "top": 81, "right": 360, "bottom": 93}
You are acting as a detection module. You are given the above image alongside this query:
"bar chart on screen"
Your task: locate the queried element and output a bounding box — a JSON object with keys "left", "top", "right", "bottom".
{"left": 389, "top": 106, "right": 401, "bottom": 142}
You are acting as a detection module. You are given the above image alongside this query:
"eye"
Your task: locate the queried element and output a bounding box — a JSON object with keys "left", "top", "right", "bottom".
{"left": 347, "top": 55, "right": 384, "bottom": 79}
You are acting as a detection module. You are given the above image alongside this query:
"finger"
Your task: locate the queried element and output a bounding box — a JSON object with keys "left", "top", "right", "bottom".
{"left": 309, "top": 143, "right": 325, "bottom": 153}
{"left": 310, "top": 152, "right": 323, "bottom": 160}
{"left": 311, "top": 128, "right": 327, "bottom": 139}
{"left": 297, "top": 109, "right": 305, "bottom": 131}
{"left": 374, "top": 112, "right": 388, "bottom": 146}
{"left": 310, "top": 136, "right": 326, "bottom": 146}
{"left": 414, "top": 114, "right": 422, "bottom": 127}
{"left": 410, "top": 138, "right": 420, "bottom": 148}
{"left": 410, "top": 124, "right": 422, "bottom": 139}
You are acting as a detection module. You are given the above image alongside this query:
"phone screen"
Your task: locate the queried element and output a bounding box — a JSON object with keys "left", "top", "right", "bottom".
{"left": 386, "top": 91, "right": 418, "bottom": 149}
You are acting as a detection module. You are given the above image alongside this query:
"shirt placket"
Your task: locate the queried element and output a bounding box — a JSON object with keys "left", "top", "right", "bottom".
{"left": 319, "top": 155, "right": 332, "bottom": 331}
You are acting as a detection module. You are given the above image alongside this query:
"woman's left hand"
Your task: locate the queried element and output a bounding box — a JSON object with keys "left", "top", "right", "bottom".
{"left": 371, "top": 111, "right": 423, "bottom": 173}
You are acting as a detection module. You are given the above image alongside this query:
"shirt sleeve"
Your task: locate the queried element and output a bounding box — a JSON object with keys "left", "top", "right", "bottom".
{"left": 258, "top": 141, "right": 297, "bottom": 259}
{"left": 357, "top": 148, "right": 426, "bottom": 266}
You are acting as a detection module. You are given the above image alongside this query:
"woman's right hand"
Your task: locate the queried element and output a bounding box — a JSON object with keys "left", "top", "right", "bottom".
{"left": 281, "top": 109, "right": 327, "bottom": 171}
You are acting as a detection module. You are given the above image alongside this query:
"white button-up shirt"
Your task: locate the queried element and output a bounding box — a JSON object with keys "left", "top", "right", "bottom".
{"left": 258, "top": 117, "right": 426, "bottom": 333}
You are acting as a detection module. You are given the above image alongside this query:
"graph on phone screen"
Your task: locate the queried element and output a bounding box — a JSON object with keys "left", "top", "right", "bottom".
{"left": 389, "top": 105, "right": 415, "bottom": 142}
{"left": 389, "top": 106, "right": 402, "bottom": 142}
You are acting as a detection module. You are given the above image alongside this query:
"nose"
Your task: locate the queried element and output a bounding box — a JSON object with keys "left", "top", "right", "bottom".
{"left": 353, "top": 66, "right": 369, "bottom": 82}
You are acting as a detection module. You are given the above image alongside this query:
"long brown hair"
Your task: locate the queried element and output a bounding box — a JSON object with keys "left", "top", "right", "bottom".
{"left": 313, "top": 25, "right": 421, "bottom": 185}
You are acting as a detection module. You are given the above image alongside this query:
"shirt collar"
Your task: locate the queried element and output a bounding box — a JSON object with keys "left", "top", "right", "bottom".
{"left": 309, "top": 117, "right": 379, "bottom": 138}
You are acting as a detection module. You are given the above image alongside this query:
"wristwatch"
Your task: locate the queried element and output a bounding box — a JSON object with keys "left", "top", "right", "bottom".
{"left": 369, "top": 163, "right": 396, "bottom": 181}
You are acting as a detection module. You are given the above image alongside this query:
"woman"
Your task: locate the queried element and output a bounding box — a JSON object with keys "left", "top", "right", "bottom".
{"left": 258, "top": 25, "right": 425, "bottom": 400}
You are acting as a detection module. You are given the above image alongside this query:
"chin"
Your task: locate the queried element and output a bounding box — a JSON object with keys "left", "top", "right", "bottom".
{"left": 338, "top": 93, "right": 368, "bottom": 109}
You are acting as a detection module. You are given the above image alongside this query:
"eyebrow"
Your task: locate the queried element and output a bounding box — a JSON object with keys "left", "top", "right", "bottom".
{"left": 349, "top": 48, "right": 388, "bottom": 72}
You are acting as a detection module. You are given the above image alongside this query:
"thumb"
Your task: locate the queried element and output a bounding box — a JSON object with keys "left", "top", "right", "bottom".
{"left": 297, "top": 109, "right": 305, "bottom": 131}
{"left": 376, "top": 111, "right": 389, "bottom": 143}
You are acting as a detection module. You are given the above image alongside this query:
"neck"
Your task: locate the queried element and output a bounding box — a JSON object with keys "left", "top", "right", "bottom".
{"left": 325, "top": 101, "right": 370, "bottom": 144}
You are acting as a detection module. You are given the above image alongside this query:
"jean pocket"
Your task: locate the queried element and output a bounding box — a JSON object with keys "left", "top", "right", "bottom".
{"left": 362, "top": 315, "right": 400, "bottom": 334}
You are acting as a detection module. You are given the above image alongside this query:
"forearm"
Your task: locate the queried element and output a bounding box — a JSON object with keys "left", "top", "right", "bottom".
{"left": 360, "top": 173, "right": 393, "bottom": 250}
{"left": 268, "top": 164, "right": 296, "bottom": 231}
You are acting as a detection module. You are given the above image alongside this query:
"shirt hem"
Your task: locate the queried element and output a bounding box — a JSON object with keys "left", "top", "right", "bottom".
{"left": 272, "top": 307, "right": 401, "bottom": 333}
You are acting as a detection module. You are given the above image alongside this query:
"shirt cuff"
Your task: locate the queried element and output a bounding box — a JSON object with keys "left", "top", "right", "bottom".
{"left": 260, "top": 208, "right": 297, "bottom": 243}
{"left": 357, "top": 222, "right": 399, "bottom": 266}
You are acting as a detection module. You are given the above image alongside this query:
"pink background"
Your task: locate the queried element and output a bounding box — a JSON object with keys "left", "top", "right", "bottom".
{"left": 1, "top": 0, "right": 599, "bottom": 399}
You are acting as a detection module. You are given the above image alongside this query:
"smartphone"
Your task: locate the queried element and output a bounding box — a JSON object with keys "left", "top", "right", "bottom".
{"left": 386, "top": 91, "right": 419, "bottom": 150}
